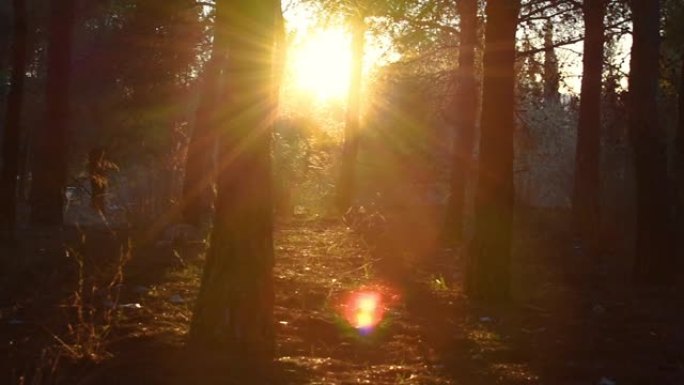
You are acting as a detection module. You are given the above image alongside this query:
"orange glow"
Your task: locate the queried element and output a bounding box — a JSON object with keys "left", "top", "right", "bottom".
{"left": 340, "top": 286, "right": 398, "bottom": 334}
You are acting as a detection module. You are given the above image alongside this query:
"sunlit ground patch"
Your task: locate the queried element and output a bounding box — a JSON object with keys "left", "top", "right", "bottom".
{"left": 338, "top": 285, "right": 399, "bottom": 335}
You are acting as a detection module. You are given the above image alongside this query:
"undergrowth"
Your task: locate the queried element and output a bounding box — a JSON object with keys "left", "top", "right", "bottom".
{"left": 13, "top": 235, "right": 132, "bottom": 385}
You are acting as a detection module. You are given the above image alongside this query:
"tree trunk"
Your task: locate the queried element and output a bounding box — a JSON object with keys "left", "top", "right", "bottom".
{"left": 1, "top": 0, "right": 27, "bottom": 239}
{"left": 189, "top": 0, "right": 278, "bottom": 366}
{"left": 677, "top": 56, "right": 684, "bottom": 241}
{"left": 543, "top": 20, "right": 560, "bottom": 104}
{"left": 680, "top": 58, "right": 684, "bottom": 165}
{"left": 572, "top": 0, "right": 605, "bottom": 255}
{"left": 336, "top": 14, "right": 364, "bottom": 213}
{"left": 467, "top": 0, "right": 520, "bottom": 302}
{"left": 181, "top": 23, "right": 229, "bottom": 227}
{"left": 29, "top": 0, "right": 75, "bottom": 226}
{"left": 629, "top": 0, "right": 675, "bottom": 284}
{"left": 446, "top": 0, "right": 479, "bottom": 242}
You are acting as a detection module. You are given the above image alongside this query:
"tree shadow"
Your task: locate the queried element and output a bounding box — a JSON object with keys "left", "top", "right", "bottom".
{"left": 54, "top": 335, "right": 312, "bottom": 385}
{"left": 369, "top": 205, "right": 554, "bottom": 384}
{"left": 372, "top": 206, "right": 684, "bottom": 385}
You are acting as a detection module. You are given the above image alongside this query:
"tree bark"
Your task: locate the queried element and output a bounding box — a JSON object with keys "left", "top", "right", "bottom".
{"left": 29, "top": 0, "right": 76, "bottom": 226}
{"left": 629, "top": 0, "right": 675, "bottom": 284}
{"left": 677, "top": 56, "right": 684, "bottom": 232}
{"left": 543, "top": 20, "right": 560, "bottom": 104}
{"left": 181, "top": 21, "right": 229, "bottom": 226}
{"left": 467, "top": 0, "right": 521, "bottom": 302}
{"left": 680, "top": 58, "right": 684, "bottom": 164}
{"left": 674, "top": 55, "right": 684, "bottom": 264}
{"left": 189, "top": 0, "right": 278, "bottom": 366}
{"left": 1, "top": 0, "right": 27, "bottom": 239}
{"left": 446, "top": 0, "right": 479, "bottom": 242}
{"left": 572, "top": 0, "right": 605, "bottom": 254}
{"left": 336, "top": 13, "right": 364, "bottom": 213}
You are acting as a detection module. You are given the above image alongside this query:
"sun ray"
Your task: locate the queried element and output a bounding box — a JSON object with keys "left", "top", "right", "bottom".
{"left": 288, "top": 27, "right": 352, "bottom": 101}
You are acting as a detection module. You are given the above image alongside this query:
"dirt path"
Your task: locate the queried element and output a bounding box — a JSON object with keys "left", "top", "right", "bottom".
{"left": 273, "top": 219, "right": 454, "bottom": 384}
{"left": 271, "top": 218, "right": 543, "bottom": 385}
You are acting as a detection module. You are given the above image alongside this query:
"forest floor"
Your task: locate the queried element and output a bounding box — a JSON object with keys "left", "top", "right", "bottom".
{"left": 1, "top": 208, "right": 684, "bottom": 384}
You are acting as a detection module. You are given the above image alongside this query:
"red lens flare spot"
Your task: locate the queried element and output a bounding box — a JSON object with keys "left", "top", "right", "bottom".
{"left": 339, "top": 286, "right": 398, "bottom": 334}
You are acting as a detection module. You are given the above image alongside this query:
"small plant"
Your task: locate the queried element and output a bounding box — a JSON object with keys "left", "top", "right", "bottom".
{"left": 51, "top": 238, "right": 132, "bottom": 362}
{"left": 430, "top": 274, "right": 449, "bottom": 292}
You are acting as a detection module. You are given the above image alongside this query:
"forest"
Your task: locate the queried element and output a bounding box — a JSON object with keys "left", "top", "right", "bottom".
{"left": 0, "top": 0, "right": 683, "bottom": 384}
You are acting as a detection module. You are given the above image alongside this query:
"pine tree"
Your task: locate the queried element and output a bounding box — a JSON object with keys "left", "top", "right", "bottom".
{"left": 467, "top": 0, "right": 521, "bottom": 302}
{"left": 189, "top": 0, "right": 279, "bottom": 366}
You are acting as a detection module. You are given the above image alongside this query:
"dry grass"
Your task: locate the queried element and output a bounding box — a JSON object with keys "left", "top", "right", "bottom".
{"left": 4, "top": 210, "right": 684, "bottom": 384}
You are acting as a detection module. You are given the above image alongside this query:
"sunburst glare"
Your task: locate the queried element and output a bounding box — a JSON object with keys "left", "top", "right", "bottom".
{"left": 289, "top": 28, "right": 352, "bottom": 101}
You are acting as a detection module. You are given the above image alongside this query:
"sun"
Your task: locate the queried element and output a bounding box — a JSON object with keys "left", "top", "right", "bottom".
{"left": 288, "top": 28, "right": 352, "bottom": 101}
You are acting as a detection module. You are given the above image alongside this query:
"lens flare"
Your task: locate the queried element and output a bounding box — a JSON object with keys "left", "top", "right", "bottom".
{"left": 340, "top": 287, "right": 395, "bottom": 334}
{"left": 354, "top": 292, "right": 380, "bottom": 329}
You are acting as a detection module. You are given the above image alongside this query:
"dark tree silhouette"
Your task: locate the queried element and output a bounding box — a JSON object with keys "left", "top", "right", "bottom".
{"left": 1, "top": 0, "right": 27, "bottom": 238}
{"left": 677, "top": 55, "right": 684, "bottom": 245}
{"left": 543, "top": 20, "right": 560, "bottom": 104}
{"left": 467, "top": 0, "right": 520, "bottom": 302}
{"left": 189, "top": 0, "right": 279, "bottom": 364}
{"left": 181, "top": 19, "right": 228, "bottom": 227}
{"left": 630, "top": 0, "right": 675, "bottom": 283}
{"left": 680, "top": 57, "right": 684, "bottom": 177}
{"left": 30, "top": 0, "right": 76, "bottom": 226}
{"left": 336, "top": 12, "right": 364, "bottom": 213}
{"left": 572, "top": 0, "right": 606, "bottom": 254}
{"left": 446, "top": 0, "right": 479, "bottom": 242}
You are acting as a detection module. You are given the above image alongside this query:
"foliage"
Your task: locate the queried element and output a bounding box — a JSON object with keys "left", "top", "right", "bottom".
{"left": 71, "top": 0, "right": 208, "bottom": 164}
{"left": 360, "top": 70, "right": 451, "bottom": 206}
{"left": 273, "top": 115, "right": 340, "bottom": 215}
{"left": 54, "top": 241, "right": 132, "bottom": 362}
{"left": 516, "top": 98, "right": 578, "bottom": 208}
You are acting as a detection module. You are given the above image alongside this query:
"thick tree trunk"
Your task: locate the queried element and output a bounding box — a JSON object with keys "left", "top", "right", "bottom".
{"left": 680, "top": 58, "right": 684, "bottom": 162}
{"left": 1, "top": 0, "right": 27, "bottom": 239}
{"left": 29, "top": 0, "right": 75, "bottom": 226}
{"left": 336, "top": 14, "right": 364, "bottom": 213}
{"left": 181, "top": 26, "right": 228, "bottom": 226}
{"left": 0, "top": 3, "right": 10, "bottom": 84}
{"left": 467, "top": 0, "right": 520, "bottom": 302}
{"left": 674, "top": 56, "right": 684, "bottom": 266}
{"left": 673, "top": 51, "right": 684, "bottom": 265}
{"left": 189, "top": 0, "right": 278, "bottom": 365}
{"left": 572, "top": 0, "right": 606, "bottom": 254}
{"left": 629, "top": 0, "right": 675, "bottom": 284}
{"left": 677, "top": 57, "right": 684, "bottom": 227}
{"left": 446, "top": 0, "right": 478, "bottom": 242}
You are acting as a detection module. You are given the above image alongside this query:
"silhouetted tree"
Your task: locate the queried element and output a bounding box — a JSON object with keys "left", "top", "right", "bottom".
{"left": 1, "top": 0, "right": 28, "bottom": 238}
{"left": 189, "top": 0, "right": 279, "bottom": 365}
{"left": 29, "top": 0, "right": 75, "bottom": 225}
{"left": 467, "top": 0, "right": 520, "bottom": 302}
{"left": 181, "top": 17, "right": 227, "bottom": 227}
{"left": 543, "top": 20, "right": 560, "bottom": 104}
{"left": 630, "top": 0, "right": 675, "bottom": 283}
{"left": 446, "top": 0, "right": 479, "bottom": 242}
{"left": 337, "top": 12, "right": 364, "bottom": 212}
{"left": 572, "top": 0, "right": 606, "bottom": 254}
{"left": 674, "top": 49, "right": 684, "bottom": 258}
{"left": 680, "top": 58, "right": 684, "bottom": 176}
